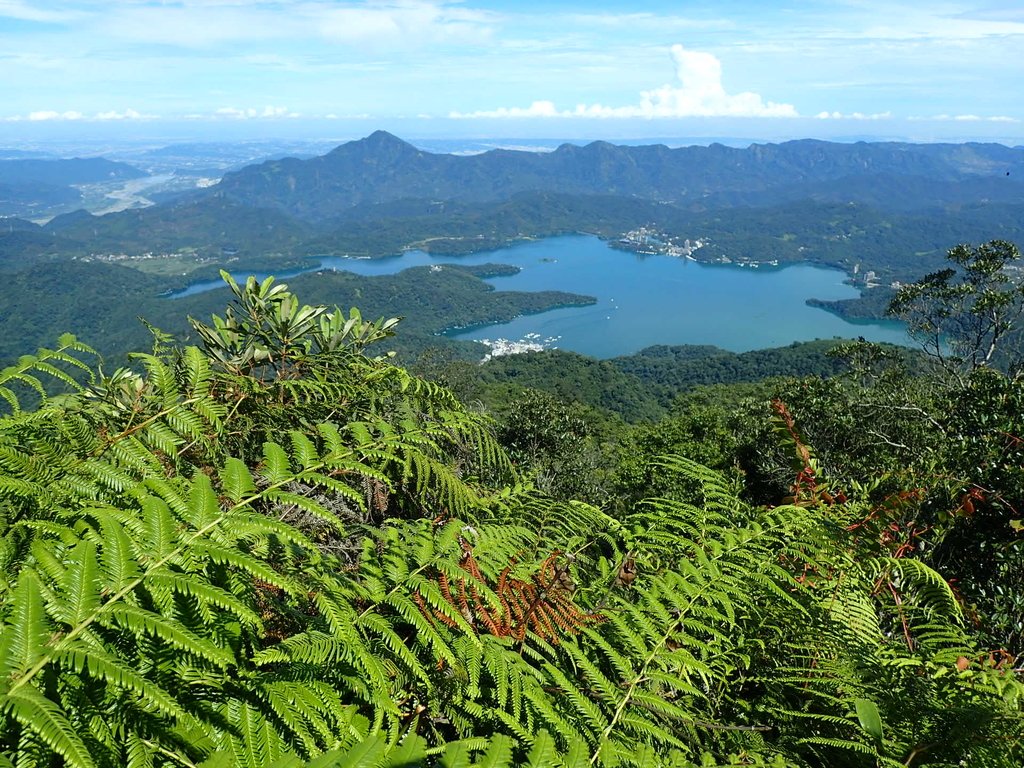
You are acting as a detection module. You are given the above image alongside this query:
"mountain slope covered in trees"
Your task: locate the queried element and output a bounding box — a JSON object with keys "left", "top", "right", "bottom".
{"left": 0, "top": 157, "right": 147, "bottom": 218}
{"left": 214, "top": 131, "right": 1024, "bottom": 221}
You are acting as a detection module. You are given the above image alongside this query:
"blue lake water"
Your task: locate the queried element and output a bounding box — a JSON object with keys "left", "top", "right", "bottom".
{"left": 172, "top": 235, "right": 909, "bottom": 358}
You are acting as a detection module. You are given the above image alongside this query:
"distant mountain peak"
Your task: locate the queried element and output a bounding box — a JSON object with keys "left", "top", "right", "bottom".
{"left": 365, "top": 129, "right": 407, "bottom": 144}
{"left": 330, "top": 131, "right": 419, "bottom": 156}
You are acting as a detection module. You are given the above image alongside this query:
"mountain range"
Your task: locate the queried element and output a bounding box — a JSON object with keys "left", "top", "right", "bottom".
{"left": 2, "top": 132, "right": 1023, "bottom": 288}
{"left": 212, "top": 130, "right": 1024, "bottom": 221}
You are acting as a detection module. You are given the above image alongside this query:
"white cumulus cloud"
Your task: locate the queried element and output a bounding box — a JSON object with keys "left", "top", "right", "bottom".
{"left": 28, "top": 110, "right": 83, "bottom": 121}
{"left": 451, "top": 44, "right": 797, "bottom": 120}
{"left": 213, "top": 105, "right": 297, "bottom": 119}
{"left": 93, "top": 108, "right": 151, "bottom": 121}
{"left": 637, "top": 44, "right": 797, "bottom": 118}
{"left": 815, "top": 110, "right": 892, "bottom": 120}
{"left": 908, "top": 114, "right": 1021, "bottom": 123}
{"left": 455, "top": 100, "right": 561, "bottom": 119}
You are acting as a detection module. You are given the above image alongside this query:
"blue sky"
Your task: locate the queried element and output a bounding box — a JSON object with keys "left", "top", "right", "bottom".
{"left": 1, "top": 0, "right": 1022, "bottom": 143}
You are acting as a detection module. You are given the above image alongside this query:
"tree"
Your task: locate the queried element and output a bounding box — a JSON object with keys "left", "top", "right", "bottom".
{"left": 931, "top": 367, "right": 1024, "bottom": 654}
{"left": 495, "top": 388, "right": 611, "bottom": 503}
{"left": 889, "top": 240, "right": 1024, "bottom": 382}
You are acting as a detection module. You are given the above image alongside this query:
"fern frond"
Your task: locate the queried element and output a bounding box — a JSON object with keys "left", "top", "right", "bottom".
{"left": 1, "top": 687, "right": 97, "bottom": 768}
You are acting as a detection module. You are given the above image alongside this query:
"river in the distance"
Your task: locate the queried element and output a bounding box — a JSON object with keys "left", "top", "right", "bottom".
{"left": 171, "top": 235, "right": 909, "bottom": 358}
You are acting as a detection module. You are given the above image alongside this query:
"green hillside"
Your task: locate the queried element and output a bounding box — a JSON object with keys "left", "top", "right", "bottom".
{"left": 0, "top": 259, "right": 595, "bottom": 366}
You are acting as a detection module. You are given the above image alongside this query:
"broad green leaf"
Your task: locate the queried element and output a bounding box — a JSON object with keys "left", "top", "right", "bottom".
{"left": 854, "top": 697, "right": 884, "bottom": 744}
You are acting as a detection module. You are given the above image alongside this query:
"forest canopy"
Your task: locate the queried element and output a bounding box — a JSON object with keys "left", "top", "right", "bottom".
{"left": 0, "top": 255, "right": 1021, "bottom": 767}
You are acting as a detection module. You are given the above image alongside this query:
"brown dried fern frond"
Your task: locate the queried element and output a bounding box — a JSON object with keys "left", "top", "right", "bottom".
{"left": 416, "top": 543, "right": 603, "bottom": 646}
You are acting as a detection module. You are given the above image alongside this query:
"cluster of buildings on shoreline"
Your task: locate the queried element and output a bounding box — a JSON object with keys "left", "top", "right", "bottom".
{"left": 616, "top": 227, "right": 779, "bottom": 268}
{"left": 477, "top": 333, "right": 560, "bottom": 362}
{"left": 73, "top": 251, "right": 208, "bottom": 263}
{"left": 614, "top": 228, "right": 901, "bottom": 285}
{"left": 616, "top": 227, "right": 705, "bottom": 259}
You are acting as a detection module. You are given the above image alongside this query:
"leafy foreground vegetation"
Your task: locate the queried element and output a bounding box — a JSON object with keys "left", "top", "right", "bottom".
{"left": 0, "top": 265, "right": 1021, "bottom": 767}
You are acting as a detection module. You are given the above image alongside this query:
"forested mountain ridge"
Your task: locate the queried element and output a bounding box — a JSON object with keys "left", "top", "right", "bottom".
{"left": 0, "top": 156, "right": 146, "bottom": 186}
{"left": 214, "top": 131, "right": 1024, "bottom": 221}
{"left": 432, "top": 340, "right": 864, "bottom": 423}
{"left": 44, "top": 197, "right": 313, "bottom": 258}
{"left": 0, "top": 257, "right": 596, "bottom": 366}
{"left": 0, "top": 157, "right": 147, "bottom": 219}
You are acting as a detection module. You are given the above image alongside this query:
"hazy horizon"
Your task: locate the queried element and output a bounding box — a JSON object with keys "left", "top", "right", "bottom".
{"left": 2, "top": 125, "right": 1022, "bottom": 162}
{"left": 2, "top": 1, "right": 1022, "bottom": 151}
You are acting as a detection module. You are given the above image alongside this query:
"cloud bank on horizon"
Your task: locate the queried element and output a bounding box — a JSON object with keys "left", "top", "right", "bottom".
{"left": 0, "top": 0, "right": 1022, "bottom": 140}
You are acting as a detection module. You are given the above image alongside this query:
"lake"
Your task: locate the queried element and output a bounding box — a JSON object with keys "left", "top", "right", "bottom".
{"left": 172, "top": 235, "right": 909, "bottom": 358}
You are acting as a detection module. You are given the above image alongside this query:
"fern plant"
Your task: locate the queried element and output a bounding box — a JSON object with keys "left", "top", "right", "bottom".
{"left": 0, "top": 278, "right": 1019, "bottom": 768}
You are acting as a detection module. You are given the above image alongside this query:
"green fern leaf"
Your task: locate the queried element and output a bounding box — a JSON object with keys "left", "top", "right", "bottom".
{"left": 437, "top": 741, "right": 473, "bottom": 768}
{"left": 186, "top": 469, "right": 224, "bottom": 529}
{"left": 103, "top": 603, "right": 234, "bottom": 667}
{"left": 1, "top": 687, "right": 97, "bottom": 768}
{"left": 147, "top": 571, "right": 262, "bottom": 628}
{"left": 524, "top": 731, "right": 559, "bottom": 768}
{"left": 96, "top": 512, "right": 143, "bottom": 591}
{"left": 63, "top": 539, "right": 101, "bottom": 626}
{"left": 332, "top": 733, "right": 388, "bottom": 767}
{"left": 0, "top": 568, "right": 48, "bottom": 677}
{"left": 142, "top": 495, "right": 178, "bottom": 560}
{"left": 289, "top": 431, "right": 320, "bottom": 470}
{"left": 262, "top": 441, "right": 293, "bottom": 485}
{"left": 53, "top": 647, "right": 187, "bottom": 721}
{"left": 387, "top": 733, "right": 429, "bottom": 766}
{"left": 473, "top": 733, "right": 514, "bottom": 768}
{"left": 226, "top": 701, "right": 288, "bottom": 768}
{"left": 221, "top": 457, "right": 256, "bottom": 502}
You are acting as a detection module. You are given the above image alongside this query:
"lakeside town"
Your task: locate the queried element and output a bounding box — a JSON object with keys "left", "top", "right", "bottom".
{"left": 614, "top": 226, "right": 707, "bottom": 259}
{"left": 613, "top": 226, "right": 903, "bottom": 289}
{"left": 614, "top": 225, "right": 783, "bottom": 267}
{"left": 476, "top": 332, "right": 562, "bottom": 362}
